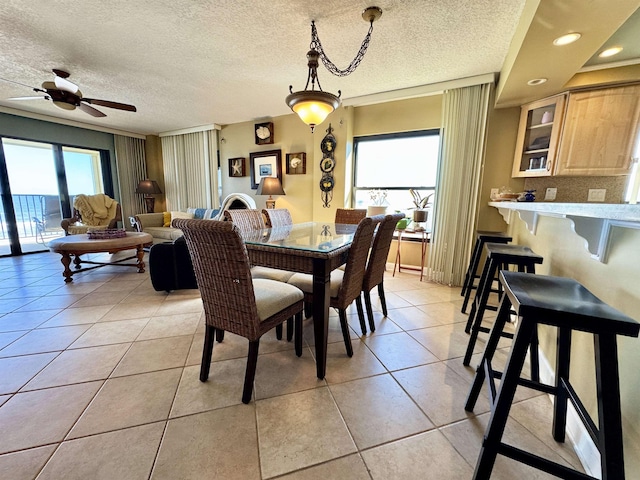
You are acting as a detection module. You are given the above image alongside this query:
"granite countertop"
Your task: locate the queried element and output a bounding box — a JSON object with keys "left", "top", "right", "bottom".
{"left": 488, "top": 201, "right": 640, "bottom": 223}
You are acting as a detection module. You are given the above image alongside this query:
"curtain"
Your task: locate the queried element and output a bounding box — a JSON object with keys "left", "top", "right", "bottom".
{"left": 114, "top": 135, "right": 147, "bottom": 230}
{"left": 428, "top": 83, "right": 492, "bottom": 286}
{"left": 161, "top": 129, "right": 219, "bottom": 211}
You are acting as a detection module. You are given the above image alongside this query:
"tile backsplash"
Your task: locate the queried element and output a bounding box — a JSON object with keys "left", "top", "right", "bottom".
{"left": 523, "top": 176, "right": 628, "bottom": 203}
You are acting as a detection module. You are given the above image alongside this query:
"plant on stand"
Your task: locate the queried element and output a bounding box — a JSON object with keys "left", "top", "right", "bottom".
{"left": 410, "top": 189, "right": 434, "bottom": 224}
{"left": 367, "top": 189, "right": 388, "bottom": 216}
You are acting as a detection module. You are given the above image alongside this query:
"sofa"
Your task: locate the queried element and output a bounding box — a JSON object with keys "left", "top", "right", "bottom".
{"left": 146, "top": 193, "right": 257, "bottom": 291}
{"left": 133, "top": 193, "right": 257, "bottom": 244}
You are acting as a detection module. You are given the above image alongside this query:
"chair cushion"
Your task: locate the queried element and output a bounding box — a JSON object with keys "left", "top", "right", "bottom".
{"left": 144, "top": 226, "right": 183, "bottom": 241}
{"left": 253, "top": 279, "right": 303, "bottom": 321}
{"left": 251, "top": 266, "right": 295, "bottom": 283}
{"left": 287, "top": 270, "right": 344, "bottom": 298}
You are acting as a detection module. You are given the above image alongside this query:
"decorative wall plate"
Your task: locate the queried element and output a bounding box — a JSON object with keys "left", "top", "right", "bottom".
{"left": 320, "top": 174, "right": 335, "bottom": 192}
{"left": 320, "top": 157, "right": 335, "bottom": 173}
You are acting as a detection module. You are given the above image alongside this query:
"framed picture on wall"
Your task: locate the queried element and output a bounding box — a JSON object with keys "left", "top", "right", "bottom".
{"left": 249, "top": 149, "right": 282, "bottom": 189}
{"left": 228, "top": 157, "right": 246, "bottom": 177}
{"left": 286, "top": 152, "right": 306, "bottom": 174}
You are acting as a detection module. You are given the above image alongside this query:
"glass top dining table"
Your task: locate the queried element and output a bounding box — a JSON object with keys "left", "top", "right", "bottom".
{"left": 241, "top": 222, "right": 358, "bottom": 379}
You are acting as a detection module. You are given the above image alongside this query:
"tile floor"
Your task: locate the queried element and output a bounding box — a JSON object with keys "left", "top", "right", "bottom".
{"left": 0, "top": 250, "right": 585, "bottom": 479}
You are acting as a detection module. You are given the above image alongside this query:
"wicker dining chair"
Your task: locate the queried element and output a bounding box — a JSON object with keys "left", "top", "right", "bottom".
{"left": 224, "top": 207, "right": 295, "bottom": 339}
{"left": 362, "top": 213, "right": 406, "bottom": 333}
{"left": 262, "top": 208, "right": 293, "bottom": 228}
{"left": 335, "top": 208, "right": 367, "bottom": 225}
{"left": 287, "top": 215, "right": 381, "bottom": 356}
{"left": 173, "top": 219, "right": 304, "bottom": 404}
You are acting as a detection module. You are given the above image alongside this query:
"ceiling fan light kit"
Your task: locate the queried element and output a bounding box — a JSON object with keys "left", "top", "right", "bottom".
{"left": 7, "top": 69, "right": 136, "bottom": 118}
{"left": 286, "top": 6, "right": 382, "bottom": 132}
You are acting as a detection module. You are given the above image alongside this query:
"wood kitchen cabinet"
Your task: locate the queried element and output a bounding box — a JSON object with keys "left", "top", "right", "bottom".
{"left": 554, "top": 85, "right": 640, "bottom": 176}
{"left": 511, "top": 95, "right": 566, "bottom": 178}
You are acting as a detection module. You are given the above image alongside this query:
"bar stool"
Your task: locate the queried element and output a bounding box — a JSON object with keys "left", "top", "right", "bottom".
{"left": 461, "top": 231, "right": 512, "bottom": 313}
{"left": 465, "top": 271, "right": 639, "bottom": 480}
{"left": 463, "top": 243, "right": 543, "bottom": 370}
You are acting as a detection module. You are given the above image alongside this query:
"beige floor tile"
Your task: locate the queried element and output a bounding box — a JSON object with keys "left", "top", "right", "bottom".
{"left": 38, "top": 422, "right": 164, "bottom": 480}
{"left": 347, "top": 311, "right": 402, "bottom": 336}
{"left": 392, "top": 363, "right": 491, "bottom": 427}
{"left": 0, "top": 296, "right": 39, "bottom": 314}
{"left": 153, "top": 297, "right": 203, "bottom": 316}
{"left": 363, "top": 331, "right": 438, "bottom": 371}
{"left": 136, "top": 313, "right": 200, "bottom": 341}
{"left": 395, "top": 288, "right": 455, "bottom": 306}
{"left": 39, "top": 305, "right": 114, "bottom": 327}
{"left": 119, "top": 293, "right": 167, "bottom": 305}
{"left": 254, "top": 348, "right": 324, "bottom": 399}
{"left": 361, "top": 429, "right": 474, "bottom": 479}
{"left": 408, "top": 323, "right": 485, "bottom": 361}
{"left": 386, "top": 305, "right": 443, "bottom": 330}
{"left": 440, "top": 412, "right": 581, "bottom": 479}
{"left": 0, "top": 352, "right": 57, "bottom": 394}
{"left": 70, "top": 290, "right": 131, "bottom": 308}
{"left": 0, "top": 310, "right": 59, "bottom": 332}
{"left": 0, "top": 395, "right": 9, "bottom": 407}
{"left": 0, "top": 445, "right": 56, "bottom": 480}
{"left": 23, "top": 344, "right": 130, "bottom": 390}
{"left": 324, "top": 340, "right": 387, "bottom": 385}
{"left": 302, "top": 316, "right": 358, "bottom": 347}
{"left": 69, "top": 318, "right": 149, "bottom": 349}
{"left": 68, "top": 368, "right": 181, "bottom": 438}
{"left": 102, "top": 302, "right": 161, "bottom": 321}
{"left": 152, "top": 405, "right": 260, "bottom": 480}
{"left": 170, "top": 361, "right": 245, "bottom": 417}
{"left": 49, "top": 282, "right": 102, "bottom": 295}
{"left": 330, "top": 374, "right": 434, "bottom": 449}
{"left": 15, "top": 295, "right": 86, "bottom": 312}
{"left": 418, "top": 300, "right": 469, "bottom": 325}
{"left": 3, "top": 284, "right": 60, "bottom": 298}
{"left": 0, "top": 325, "right": 90, "bottom": 358}
{"left": 92, "top": 280, "right": 146, "bottom": 293}
{"left": 0, "top": 330, "right": 27, "bottom": 350}
{"left": 256, "top": 387, "right": 357, "bottom": 478}
{"left": 111, "top": 335, "right": 191, "bottom": 377}
{"left": 277, "top": 454, "right": 371, "bottom": 480}
{"left": 370, "top": 290, "right": 413, "bottom": 310}
{"left": 0, "top": 382, "right": 101, "bottom": 454}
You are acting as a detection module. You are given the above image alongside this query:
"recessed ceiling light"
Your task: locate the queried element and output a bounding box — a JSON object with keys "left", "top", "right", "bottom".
{"left": 599, "top": 46, "right": 623, "bottom": 58}
{"left": 527, "top": 78, "right": 548, "bottom": 86}
{"left": 553, "top": 33, "right": 582, "bottom": 46}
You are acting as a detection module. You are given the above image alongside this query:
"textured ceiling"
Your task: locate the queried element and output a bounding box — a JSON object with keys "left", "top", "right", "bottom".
{"left": 0, "top": 0, "right": 525, "bottom": 135}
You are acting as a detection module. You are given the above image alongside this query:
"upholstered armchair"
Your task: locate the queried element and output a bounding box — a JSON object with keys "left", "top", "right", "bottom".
{"left": 61, "top": 194, "right": 122, "bottom": 235}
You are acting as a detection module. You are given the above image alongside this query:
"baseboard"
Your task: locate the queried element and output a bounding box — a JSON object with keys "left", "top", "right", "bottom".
{"left": 537, "top": 350, "right": 602, "bottom": 479}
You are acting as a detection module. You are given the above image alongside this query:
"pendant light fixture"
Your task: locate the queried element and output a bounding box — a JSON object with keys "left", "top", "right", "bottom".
{"left": 286, "top": 6, "right": 383, "bottom": 132}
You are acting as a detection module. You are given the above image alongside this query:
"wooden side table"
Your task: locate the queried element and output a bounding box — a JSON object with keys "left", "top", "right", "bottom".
{"left": 393, "top": 229, "right": 429, "bottom": 281}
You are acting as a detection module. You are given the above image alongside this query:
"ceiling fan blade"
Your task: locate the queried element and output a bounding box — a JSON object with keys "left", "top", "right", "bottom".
{"left": 82, "top": 98, "right": 137, "bottom": 112}
{"left": 78, "top": 102, "right": 106, "bottom": 117}
{"left": 8, "top": 95, "right": 49, "bottom": 101}
{"left": 54, "top": 75, "right": 79, "bottom": 94}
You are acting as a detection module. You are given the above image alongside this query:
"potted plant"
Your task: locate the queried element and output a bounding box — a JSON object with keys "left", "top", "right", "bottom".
{"left": 367, "top": 189, "right": 388, "bottom": 216}
{"left": 410, "top": 189, "right": 434, "bottom": 223}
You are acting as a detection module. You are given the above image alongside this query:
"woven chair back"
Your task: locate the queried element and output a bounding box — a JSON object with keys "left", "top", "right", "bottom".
{"left": 262, "top": 208, "right": 293, "bottom": 228}
{"left": 363, "top": 213, "right": 405, "bottom": 290}
{"left": 223, "top": 209, "right": 266, "bottom": 232}
{"left": 335, "top": 208, "right": 367, "bottom": 225}
{"left": 173, "top": 219, "right": 261, "bottom": 339}
{"left": 336, "top": 215, "right": 380, "bottom": 308}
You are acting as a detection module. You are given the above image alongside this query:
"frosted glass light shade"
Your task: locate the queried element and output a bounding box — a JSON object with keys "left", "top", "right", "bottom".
{"left": 286, "top": 90, "right": 340, "bottom": 132}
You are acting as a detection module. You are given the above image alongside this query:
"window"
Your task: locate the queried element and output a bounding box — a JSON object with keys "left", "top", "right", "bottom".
{"left": 353, "top": 130, "right": 440, "bottom": 217}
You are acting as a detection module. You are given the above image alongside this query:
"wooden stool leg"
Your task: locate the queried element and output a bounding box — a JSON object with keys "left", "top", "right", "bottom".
{"left": 472, "top": 318, "right": 537, "bottom": 480}
{"left": 462, "top": 239, "right": 483, "bottom": 312}
{"left": 465, "top": 258, "right": 492, "bottom": 334}
{"left": 595, "top": 333, "right": 625, "bottom": 480}
{"left": 464, "top": 259, "right": 498, "bottom": 365}
{"left": 200, "top": 325, "right": 215, "bottom": 381}
{"left": 552, "top": 327, "right": 571, "bottom": 442}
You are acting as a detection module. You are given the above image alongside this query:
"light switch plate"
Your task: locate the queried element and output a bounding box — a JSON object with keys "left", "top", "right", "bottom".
{"left": 490, "top": 188, "right": 499, "bottom": 200}
{"left": 544, "top": 188, "right": 557, "bottom": 201}
{"left": 588, "top": 189, "right": 606, "bottom": 202}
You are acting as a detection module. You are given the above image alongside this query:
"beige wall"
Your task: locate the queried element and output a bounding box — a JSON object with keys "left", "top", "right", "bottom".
{"left": 144, "top": 134, "right": 166, "bottom": 213}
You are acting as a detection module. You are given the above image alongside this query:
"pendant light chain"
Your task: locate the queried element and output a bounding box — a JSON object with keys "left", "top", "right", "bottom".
{"left": 310, "top": 20, "right": 375, "bottom": 77}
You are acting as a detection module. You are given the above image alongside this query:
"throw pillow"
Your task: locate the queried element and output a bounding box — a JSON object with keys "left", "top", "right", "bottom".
{"left": 163, "top": 211, "right": 171, "bottom": 227}
{"left": 170, "top": 211, "right": 194, "bottom": 227}
{"left": 187, "top": 207, "right": 220, "bottom": 220}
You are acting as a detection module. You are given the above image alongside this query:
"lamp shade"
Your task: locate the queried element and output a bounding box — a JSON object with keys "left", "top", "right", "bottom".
{"left": 135, "top": 179, "right": 162, "bottom": 195}
{"left": 286, "top": 90, "right": 340, "bottom": 132}
{"left": 256, "top": 177, "right": 285, "bottom": 196}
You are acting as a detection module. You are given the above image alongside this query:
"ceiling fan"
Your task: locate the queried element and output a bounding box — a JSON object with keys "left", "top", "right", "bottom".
{"left": 6, "top": 69, "right": 136, "bottom": 117}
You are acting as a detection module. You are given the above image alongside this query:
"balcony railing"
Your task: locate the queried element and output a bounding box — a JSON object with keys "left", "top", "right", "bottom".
{"left": 0, "top": 194, "right": 64, "bottom": 241}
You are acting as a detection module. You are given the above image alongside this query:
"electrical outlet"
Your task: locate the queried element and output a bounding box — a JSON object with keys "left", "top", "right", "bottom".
{"left": 490, "top": 188, "right": 499, "bottom": 200}
{"left": 587, "top": 189, "right": 606, "bottom": 202}
{"left": 544, "top": 188, "right": 557, "bottom": 201}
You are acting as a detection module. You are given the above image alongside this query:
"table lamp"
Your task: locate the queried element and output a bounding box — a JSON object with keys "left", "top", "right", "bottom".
{"left": 256, "top": 177, "right": 285, "bottom": 209}
{"left": 135, "top": 179, "right": 162, "bottom": 213}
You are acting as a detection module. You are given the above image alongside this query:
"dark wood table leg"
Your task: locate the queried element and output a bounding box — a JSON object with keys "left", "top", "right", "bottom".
{"left": 136, "top": 244, "right": 146, "bottom": 273}
{"left": 312, "top": 258, "right": 331, "bottom": 379}
{"left": 60, "top": 253, "right": 73, "bottom": 283}
{"left": 73, "top": 254, "right": 82, "bottom": 270}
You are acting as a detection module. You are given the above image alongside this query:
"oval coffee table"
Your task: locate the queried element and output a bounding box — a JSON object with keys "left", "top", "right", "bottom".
{"left": 49, "top": 232, "right": 153, "bottom": 283}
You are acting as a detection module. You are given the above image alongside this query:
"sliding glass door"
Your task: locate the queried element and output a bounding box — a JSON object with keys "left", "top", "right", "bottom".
{"left": 0, "top": 138, "right": 110, "bottom": 256}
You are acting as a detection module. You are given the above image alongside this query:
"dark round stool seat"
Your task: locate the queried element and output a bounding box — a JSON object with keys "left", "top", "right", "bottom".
{"left": 463, "top": 243, "right": 543, "bottom": 368}
{"left": 465, "top": 271, "right": 639, "bottom": 480}
{"left": 460, "top": 231, "right": 512, "bottom": 313}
